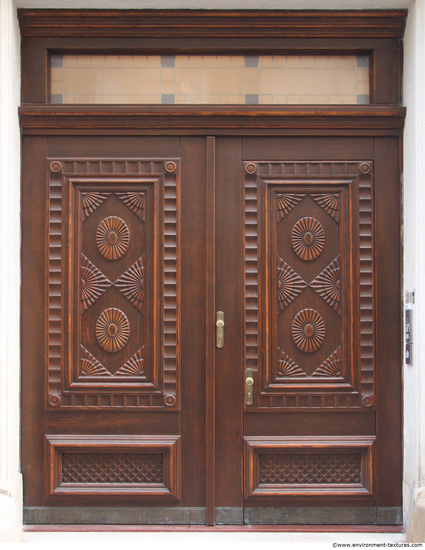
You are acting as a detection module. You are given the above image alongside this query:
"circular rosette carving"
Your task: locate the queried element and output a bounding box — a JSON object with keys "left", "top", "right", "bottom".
{"left": 96, "top": 216, "right": 130, "bottom": 261}
{"left": 359, "top": 163, "right": 371, "bottom": 174}
{"left": 292, "top": 308, "right": 326, "bottom": 353}
{"left": 165, "top": 161, "right": 177, "bottom": 173}
{"left": 291, "top": 217, "right": 325, "bottom": 261}
{"left": 49, "top": 395, "right": 60, "bottom": 406}
{"left": 96, "top": 308, "right": 130, "bottom": 353}
{"left": 50, "top": 161, "right": 62, "bottom": 172}
{"left": 164, "top": 395, "right": 176, "bottom": 407}
{"left": 245, "top": 163, "right": 257, "bottom": 174}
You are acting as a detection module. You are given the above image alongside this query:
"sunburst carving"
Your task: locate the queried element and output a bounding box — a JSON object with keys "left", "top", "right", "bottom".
{"left": 115, "top": 255, "right": 145, "bottom": 313}
{"left": 276, "top": 194, "right": 306, "bottom": 221}
{"left": 116, "top": 192, "right": 145, "bottom": 221}
{"left": 292, "top": 309, "right": 326, "bottom": 353}
{"left": 96, "top": 216, "right": 130, "bottom": 261}
{"left": 96, "top": 308, "right": 130, "bottom": 353}
{"left": 116, "top": 347, "right": 144, "bottom": 376}
{"left": 291, "top": 217, "right": 325, "bottom": 261}
{"left": 80, "top": 345, "right": 111, "bottom": 376}
{"left": 310, "top": 256, "right": 341, "bottom": 311}
{"left": 80, "top": 254, "right": 112, "bottom": 311}
{"left": 277, "top": 347, "right": 307, "bottom": 377}
{"left": 312, "top": 346, "right": 342, "bottom": 377}
{"left": 82, "top": 192, "right": 111, "bottom": 220}
{"left": 310, "top": 193, "right": 339, "bottom": 221}
{"left": 277, "top": 256, "right": 307, "bottom": 311}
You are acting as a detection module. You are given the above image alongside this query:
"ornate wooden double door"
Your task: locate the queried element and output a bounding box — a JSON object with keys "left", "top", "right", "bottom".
{"left": 21, "top": 134, "right": 402, "bottom": 525}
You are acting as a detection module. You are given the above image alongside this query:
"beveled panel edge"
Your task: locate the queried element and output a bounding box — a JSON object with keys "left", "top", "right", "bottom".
{"left": 243, "top": 435, "right": 376, "bottom": 500}
{"left": 45, "top": 434, "right": 181, "bottom": 502}
{"left": 18, "top": 9, "right": 407, "bottom": 39}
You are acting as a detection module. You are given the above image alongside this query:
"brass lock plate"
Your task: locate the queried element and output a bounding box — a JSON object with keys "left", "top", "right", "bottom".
{"left": 216, "top": 311, "right": 224, "bottom": 348}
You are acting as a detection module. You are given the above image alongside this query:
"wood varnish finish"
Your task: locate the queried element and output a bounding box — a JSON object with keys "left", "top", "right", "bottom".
{"left": 19, "top": 9, "right": 405, "bottom": 526}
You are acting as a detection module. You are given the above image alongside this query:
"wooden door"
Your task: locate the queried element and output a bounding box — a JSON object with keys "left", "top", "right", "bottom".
{"left": 214, "top": 136, "right": 402, "bottom": 526}
{"left": 22, "top": 136, "right": 208, "bottom": 524}
{"left": 21, "top": 134, "right": 402, "bottom": 526}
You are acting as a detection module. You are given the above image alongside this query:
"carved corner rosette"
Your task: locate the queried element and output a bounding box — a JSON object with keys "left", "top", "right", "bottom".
{"left": 49, "top": 161, "right": 62, "bottom": 173}
{"left": 46, "top": 158, "right": 180, "bottom": 410}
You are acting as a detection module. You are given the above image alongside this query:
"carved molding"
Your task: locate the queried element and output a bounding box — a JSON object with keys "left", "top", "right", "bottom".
{"left": 310, "top": 255, "right": 341, "bottom": 312}
{"left": 115, "top": 255, "right": 145, "bottom": 313}
{"left": 277, "top": 255, "right": 307, "bottom": 311}
{"left": 292, "top": 308, "right": 326, "bottom": 354}
{"left": 291, "top": 217, "right": 325, "bottom": 261}
{"left": 96, "top": 216, "right": 130, "bottom": 261}
{"left": 19, "top": 10, "right": 408, "bottom": 40}
{"left": 80, "top": 254, "right": 112, "bottom": 311}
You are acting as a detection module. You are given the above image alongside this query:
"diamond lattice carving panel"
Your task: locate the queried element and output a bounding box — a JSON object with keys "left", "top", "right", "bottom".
{"left": 259, "top": 452, "right": 361, "bottom": 484}
{"left": 62, "top": 452, "right": 163, "bottom": 484}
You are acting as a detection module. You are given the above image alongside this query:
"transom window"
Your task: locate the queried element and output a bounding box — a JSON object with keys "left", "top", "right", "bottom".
{"left": 50, "top": 54, "right": 370, "bottom": 105}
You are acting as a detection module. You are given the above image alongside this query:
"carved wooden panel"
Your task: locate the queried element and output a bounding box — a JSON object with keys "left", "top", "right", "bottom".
{"left": 244, "top": 436, "right": 375, "bottom": 499}
{"left": 47, "top": 158, "right": 180, "bottom": 410}
{"left": 259, "top": 453, "right": 361, "bottom": 484}
{"left": 45, "top": 435, "right": 181, "bottom": 500}
{"left": 243, "top": 161, "right": 374, "bottom": 410}
{"left": 62, "top": 452, "right": 164, "bottom": 484}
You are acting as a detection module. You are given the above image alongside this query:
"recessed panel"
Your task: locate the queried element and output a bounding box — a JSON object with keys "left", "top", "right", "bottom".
{"left": 244, "top": 436, "right": 375, "bottom": 499}
{"left": 46, "top": 435, "right": 181, "bottom": 501}
{"left": 243, "top": 161, "right": 374, "bottom": 410}
{"left": 46, "top": 158, "right": 180, "bottom": 410}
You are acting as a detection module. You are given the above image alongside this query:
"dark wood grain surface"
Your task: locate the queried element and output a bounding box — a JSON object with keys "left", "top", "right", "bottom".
{"left": 20, "top": 9, "right": 404, "bottom": 526}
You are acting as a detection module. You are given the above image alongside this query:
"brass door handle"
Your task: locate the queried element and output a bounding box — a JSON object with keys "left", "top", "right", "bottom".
{"left": 245, "top": 368, "right": 254, "bottom": 405}
{"left": 216, "top": 311, "right": 224, "bottom": 348}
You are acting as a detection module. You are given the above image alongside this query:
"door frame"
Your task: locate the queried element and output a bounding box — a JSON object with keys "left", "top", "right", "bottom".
{"left": 19, "top": 8, "right": 406, "bottom": 527}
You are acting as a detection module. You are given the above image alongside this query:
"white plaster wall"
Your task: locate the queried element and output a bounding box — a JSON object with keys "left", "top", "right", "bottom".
{"left": 403, "top": 0, "right": 425, "bottom": 528}
{"left": 403, "top": 0, "right": 425, "bottom": 532}
{"left": 0, "top": 0, "right": 22, "bottom": 542}
{"left": 402, "top": 3, "right": 418, "bottom": 525}
{"left": 1, "top": 0, "right": 423, "bottom": 537}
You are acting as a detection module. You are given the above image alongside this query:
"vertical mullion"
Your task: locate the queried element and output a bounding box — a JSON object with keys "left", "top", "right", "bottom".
{"left": 206, "top": 136, "right": 216, "bottom": 525}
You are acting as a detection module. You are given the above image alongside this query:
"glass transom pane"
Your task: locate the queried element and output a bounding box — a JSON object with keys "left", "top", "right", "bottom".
{"left": 50, "top": 54, "right": 370, "bottom": 105}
